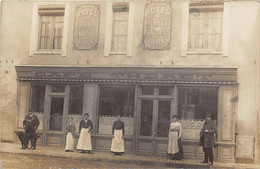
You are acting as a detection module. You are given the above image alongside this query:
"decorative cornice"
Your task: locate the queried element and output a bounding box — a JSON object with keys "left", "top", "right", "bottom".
{"left": 15, "top": 66, "right": 238, "bottom": 85}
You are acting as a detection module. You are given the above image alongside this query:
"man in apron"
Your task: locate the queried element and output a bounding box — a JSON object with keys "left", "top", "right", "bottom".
{"left": 111, "top": 116, "right": 125, "bottom": 155}
{"left": 77, "top": 113, "right": 93, "bottom": 154}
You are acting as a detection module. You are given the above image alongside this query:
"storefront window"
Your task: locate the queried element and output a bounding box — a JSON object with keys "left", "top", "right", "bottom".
{"left": 178, "top": 87, "right": 218, "bottom": 120}
{"left": 69, "top": 85, "right": 84, "bottom": 115}
{"left": 98, "top": 86, "right": 135, "bottom": 135}
{"left": 30, "top": 84, "right": 46, "bottom": 112}
{"left": 51, "top": 85, "right": 65, "bottom": 92}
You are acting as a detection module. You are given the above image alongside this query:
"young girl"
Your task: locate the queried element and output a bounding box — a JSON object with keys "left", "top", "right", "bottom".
{"left": 65, "top": 117, "right": 76, "bottom": 152}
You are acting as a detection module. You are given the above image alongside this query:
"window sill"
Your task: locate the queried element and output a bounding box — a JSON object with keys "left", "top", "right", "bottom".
{"left": 108, "top": 52, "right": 127, "bottom": 56}
{"left": 30, "top": 51, "right": 64, "bottom": 56}
{"left": 187, "top": 51, "right": 223, "bottom": 55}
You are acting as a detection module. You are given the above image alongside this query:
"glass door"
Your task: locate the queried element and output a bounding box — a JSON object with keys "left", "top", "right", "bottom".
{"left": 136, "top": 86, "right": 177, "bottom": 155}
{"left": 43, "top": 85, "right": 69, "bottom": 146}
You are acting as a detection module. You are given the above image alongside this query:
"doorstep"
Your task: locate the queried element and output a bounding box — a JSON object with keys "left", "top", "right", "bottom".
{"left": 0, "top": 143, "right": 259, "bottom": 169}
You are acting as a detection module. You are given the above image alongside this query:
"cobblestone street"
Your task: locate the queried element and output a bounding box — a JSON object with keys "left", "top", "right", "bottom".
{"left": 1, "top": 152, "right": 174, "bottom": 169}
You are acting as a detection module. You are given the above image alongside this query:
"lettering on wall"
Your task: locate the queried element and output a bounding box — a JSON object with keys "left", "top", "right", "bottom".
{"left": 73, "top": 5, "right": 100, "bottom": 50}
{"left": 142, "top": 1, "right": 172, "bottom": 50}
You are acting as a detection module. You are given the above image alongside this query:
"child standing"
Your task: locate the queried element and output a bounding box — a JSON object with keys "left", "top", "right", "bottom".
{"left": 65, "top": 117, "right": 76, "bottom": 152}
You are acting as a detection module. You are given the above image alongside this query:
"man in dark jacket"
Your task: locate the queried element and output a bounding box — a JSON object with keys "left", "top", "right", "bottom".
{"left": 23, "top": 112, "right": 40, "bottom": 150}
{"left": 199, "top": 113, "right": 217, "bottom": 165}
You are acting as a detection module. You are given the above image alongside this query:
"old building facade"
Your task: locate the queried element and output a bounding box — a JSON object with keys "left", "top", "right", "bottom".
{"left": 1, "top": 0, "right": 260, "bottom": 164}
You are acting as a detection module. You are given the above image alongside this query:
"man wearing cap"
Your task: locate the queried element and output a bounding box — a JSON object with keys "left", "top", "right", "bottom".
{"left": 199, "top": 113, "right": 217, "bottom": 165}
{"left": 23, "top": 112, "right": 40, "bottom": 150}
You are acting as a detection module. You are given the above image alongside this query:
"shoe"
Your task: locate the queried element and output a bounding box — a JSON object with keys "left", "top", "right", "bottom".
{"left": 202, "top": 161, "right": 208, "bottom": 163}
{"left": 65, "top": 150, "right": 69, "bottom": 152}
{"left": 210, "top": 162, "right": 213, "bottom": 165}
{"left": 80, "top": 150, "right": 85, "bottom": 153}
{"left": 31, "top": 147, "right": 36, "bottom": 150}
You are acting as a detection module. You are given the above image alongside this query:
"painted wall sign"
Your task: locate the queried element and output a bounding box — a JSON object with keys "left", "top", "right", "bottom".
{"left": 73, "top": 5, "right": 100, "bottom": 50}
{"left": 142, "top": 1, "right": 172, "bottom": 50}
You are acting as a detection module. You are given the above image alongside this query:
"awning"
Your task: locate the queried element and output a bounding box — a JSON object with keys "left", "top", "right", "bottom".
{"left": 15, "top": 66, "right": 238, "bottom": 85}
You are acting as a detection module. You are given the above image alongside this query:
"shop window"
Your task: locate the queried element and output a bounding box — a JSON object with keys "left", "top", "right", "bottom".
{"left": 188, "top": 6, "right": 222, "bottom": 52}
{"left": 178, "top": 87, "right": 218, "bottom": 120}
{"left": 38, "top": 8, "right": 64, "bottom": 51}
{"left": 98, "top": 86, "right": 135, "bottom": 135}
{"left": 158, "top": 86, "right": 171, "bottom": 95}
{"left": 51, "top": 84, "right": 65, "bottom": 92}
{"left": 111, "top": 5, "right": 129, "bottom": 52}
{"left": 30, "top": 84, "right": 46, "bottom": 112}
{"left": 141, "top": 86, "right": 154, "bottom": 95}
{"left": 69, "top": 85, "right": 84, "bottom": 115}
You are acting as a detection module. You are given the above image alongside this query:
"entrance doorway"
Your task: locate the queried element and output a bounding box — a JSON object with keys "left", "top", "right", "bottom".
{"left": 42, "top": 85, "right": 69, "bottom": 146}
{"left": 136, "top": 86, "right": 177, "bottom": 155}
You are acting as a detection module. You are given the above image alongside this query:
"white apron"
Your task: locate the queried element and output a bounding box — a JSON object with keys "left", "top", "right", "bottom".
{"left": 111, "top": 129, "right": 124, "bottom": 153}
{"left": 167, "top": 131, "right": 179, "bottom": 154}
{"left": 65, "top": 133, "right": 74, "bottom": 150}
{"left": 77, "top": 128, "right": 92, "bottom": 150}
{"left": 168, "top": 122, "right": 181, "bottom": 154}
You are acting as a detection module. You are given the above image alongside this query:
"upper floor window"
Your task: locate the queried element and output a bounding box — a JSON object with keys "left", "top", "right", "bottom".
{"left": 188, "top": 5, "right": 223, "bottom": 52}
{"left": 38, "top": 8, "right": 64, "bottom": 51}
{"left": 29, "top": 4, "right": 69, "bottom": 56}
{"left": 104, "top": 1, "right": 134, "bottom": 56}
{"left": 111, "top": 8, "right": 129, "bottom": 52}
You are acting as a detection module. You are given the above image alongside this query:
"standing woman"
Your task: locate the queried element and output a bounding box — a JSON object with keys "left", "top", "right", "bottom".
{"left": 77, "top": 113, "right": 93, "bottom": 154}
{"left": 111, "top": 115, "right": 125, "bottom": 155}
{"left": 167, "top": 115, "right": 183, "bottom": 160}
{"left": 65, "top": 117, "right": 76, "bottom": 152}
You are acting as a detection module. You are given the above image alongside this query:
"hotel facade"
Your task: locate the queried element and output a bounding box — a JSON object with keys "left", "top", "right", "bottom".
{"left": 1, "top": 0, "right": 260, "bottom": 164}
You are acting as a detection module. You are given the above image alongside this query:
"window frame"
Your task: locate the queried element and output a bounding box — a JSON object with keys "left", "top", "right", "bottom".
{"left": 37, "top": 14, "right": 64, "bottom": 51}
{"left": 29, "top": 3, "right": 70, "bottom": 57}
{"left": 188, "top": 6, "right": 223, "bottom": 52}
{"left": 181, "top": 1, "right": 230, "bottom": 57}
{"left": 104, "top": 1, "right": 134, "bottom": 57}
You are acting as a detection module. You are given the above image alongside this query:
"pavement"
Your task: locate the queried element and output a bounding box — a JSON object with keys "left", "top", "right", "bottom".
{"left": 1, "top": 143, "right": 260, "bottom": 169}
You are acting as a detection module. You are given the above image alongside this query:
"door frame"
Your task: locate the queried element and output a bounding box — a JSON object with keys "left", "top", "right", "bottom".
{"left": 134, "top": 85, "right": 177, "bottom": 155}
{"left": 42, "top": 84, "right": 70, "bottom": 146}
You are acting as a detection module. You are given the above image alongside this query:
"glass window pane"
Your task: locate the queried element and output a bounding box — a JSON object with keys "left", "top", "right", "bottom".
{"left": 49, "top": 97, "right": 64, "bottom": 131}
{"left": 141, "top": 86, "right": 154, "bottom": 95}
{"left": 140, "top": 100, "right": 153, "bottom": 136}
{"left": 52, "top": 85, "right": 65, "bottom": 92}
{"left": 98, "top": 86, "right": 135, "bottom": 135}
{"left": 157, "top": 101, "right": 171, "bottom": 137}
{"left": 69, "top": 85, "right": 84, "bottom": 115}
{"left": 158, "top": 86, "right": 171, "bottom": 95}
{"left": 30, "top": 85, "right": 46, "bottom": 112}
{"left": 178, "top": 87, "right": 218, "bottom": 120}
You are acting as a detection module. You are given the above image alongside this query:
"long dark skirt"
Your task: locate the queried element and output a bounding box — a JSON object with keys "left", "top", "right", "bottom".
{"left": 168, "top": 139, "right": 183, "bottom": 160}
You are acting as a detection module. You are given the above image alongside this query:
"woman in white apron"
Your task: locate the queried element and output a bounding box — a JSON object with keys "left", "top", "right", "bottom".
{"left": 111, "top": 116, "right": 125, "bottom": 155}
{"left": 77, "top": 113, "right": 93, "bottom": 154}
{"left": 65, "top": 117, "right": 76, "bottom": 152}
{"left": 167, "top": 115, "right": 183, "bottom": 160}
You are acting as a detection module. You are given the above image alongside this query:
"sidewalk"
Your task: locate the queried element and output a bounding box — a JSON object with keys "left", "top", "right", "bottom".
{"left": 1, "top": 143, "right": 260, "bottom": 169}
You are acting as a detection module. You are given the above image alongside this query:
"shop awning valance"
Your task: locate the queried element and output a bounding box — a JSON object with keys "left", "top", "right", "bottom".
{"left": 15, "top": 66, "right": 238, "bottom": 85}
